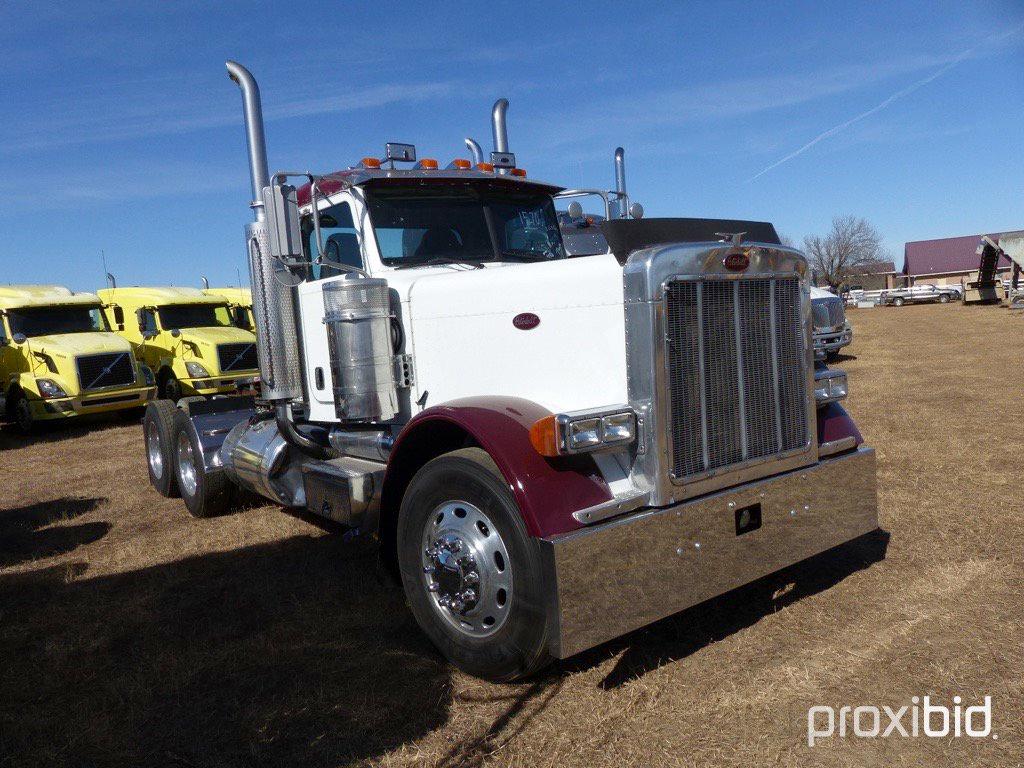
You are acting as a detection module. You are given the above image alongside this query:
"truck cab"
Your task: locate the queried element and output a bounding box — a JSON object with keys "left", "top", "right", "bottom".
{"left": 0, "top": 285, "right": 156, "bottom": 432}
{"left": 143, "top": 61, "right": 879, "bottom": 681}
{"left": 97, "top": 287, "right": 259, "bottom": 401}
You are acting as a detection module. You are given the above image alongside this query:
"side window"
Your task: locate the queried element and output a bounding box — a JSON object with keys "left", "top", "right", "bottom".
{"left": 0, "top": 315, "right": 7, "bottom": 343}
{"left": 307, "top": 202, "right": 361, "bottom": 279}
{"left": 138, "top": 308, "right": 158, "bottom": 336}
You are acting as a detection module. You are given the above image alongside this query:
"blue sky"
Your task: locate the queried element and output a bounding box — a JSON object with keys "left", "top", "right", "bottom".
{"left": 2, "top": 0, "right": 1022, "bottom": 291}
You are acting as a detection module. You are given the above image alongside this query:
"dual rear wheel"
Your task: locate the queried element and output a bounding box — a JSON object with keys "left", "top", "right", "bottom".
{"left": 143, "top": 400, "right": 232, "bottom": 518}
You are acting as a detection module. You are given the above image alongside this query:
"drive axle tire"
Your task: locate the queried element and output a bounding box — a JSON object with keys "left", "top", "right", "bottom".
{"left": 172, "top": 410, "right": 233, "bottom": 519}
{"left": 144, "top": 400, "right": 179, "bottom": 497}
{"left": 396, "top": 447, "right": 553, "bottom": 682}
{"left": 160, "top": 371, "right": 183, "bottom": 402}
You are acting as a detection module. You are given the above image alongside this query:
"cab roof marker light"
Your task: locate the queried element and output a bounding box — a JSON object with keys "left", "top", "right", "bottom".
{"left": 476, "top": 162, "right": 495, "bottom": 172}
{"left": 448, "top": 158, "right": 472, "bottom": 170}
{"left": 415, "top": 158, "right": 439, "bottom": 170}
{"left": 360, "top": 157, "right": 382, "bottom": 169}
{"left": 511, "top": 168, "right": 527, "bottom": 178}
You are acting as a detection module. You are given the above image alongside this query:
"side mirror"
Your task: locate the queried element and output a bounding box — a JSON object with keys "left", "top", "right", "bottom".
{"left": 628, "top": 202, "right": 644, "bottom": 220}
{"left": 12, "top": 333, "right": 26, "bottom": 344}
{"left": 567, "top": 201, "right": 584, "bottom": 220}
{"left": 135, "top": 308, "right": 147, "bottom": 334}
{"left": 112, "top": 305, "right": 125, "bottom": 330}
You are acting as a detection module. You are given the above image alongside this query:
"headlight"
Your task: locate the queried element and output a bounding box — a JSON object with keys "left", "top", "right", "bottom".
{"left": 185, "top": 361, "right": 210, "bottom": 378}
{"left": 139, "top": 364, "right": 155, "bottom": 386}
{"left": 530, "top": 407, "right": 637, "bottom": 456}
{"left": 36, "top": 378, "right": 68, "bottom": 399}
{"left": 814, "top": 369, "right": 848, "bottom": 406}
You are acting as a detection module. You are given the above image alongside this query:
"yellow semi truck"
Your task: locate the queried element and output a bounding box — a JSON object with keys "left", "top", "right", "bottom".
{"left": 0, "top": 285, "right": 156, "bottom": 432}
{"left": 97, "top": 286, "right": 259, "bottom": 401}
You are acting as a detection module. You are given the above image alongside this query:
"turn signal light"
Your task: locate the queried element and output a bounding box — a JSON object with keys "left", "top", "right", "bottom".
{"left": 511, "top": 168, "right": 527, "bottom": 177}
{"left": 417, "top": 158, "right": 439, "bottom": 169}
{"left": 529, "top": 415, "right": 560, "bottom": 457}
{"left": 361, "top": 157, "right": 381, "bottom": 168}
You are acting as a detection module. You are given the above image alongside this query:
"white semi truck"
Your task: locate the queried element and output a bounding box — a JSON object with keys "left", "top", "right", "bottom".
{"left": 143, "top": 61, "right": 879, "bottom": 680}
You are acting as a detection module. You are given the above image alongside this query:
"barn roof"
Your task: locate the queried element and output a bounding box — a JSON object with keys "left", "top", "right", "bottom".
{"left": 903, "top": 233, "right": 1012, "bottom": 276}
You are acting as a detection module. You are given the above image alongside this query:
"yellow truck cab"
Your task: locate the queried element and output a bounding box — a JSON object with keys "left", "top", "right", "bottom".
{"left": 201, "top": 287, "right": 254, "bottom": 331}
{"left": 0, "top": 285, "right": 156, "bottom": 432}
{"left": 97, "top": 286, "right": 259, "bottom": 401}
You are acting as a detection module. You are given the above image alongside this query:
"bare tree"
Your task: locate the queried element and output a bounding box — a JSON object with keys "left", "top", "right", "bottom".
{"left": 803, "top": 216, "right": 887, "bottom": 290}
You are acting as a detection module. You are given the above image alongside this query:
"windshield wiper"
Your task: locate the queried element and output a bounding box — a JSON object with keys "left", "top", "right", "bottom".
{"left": 499, "top": 248, "right": 552, "bottom": 262}
{"left": 395, "top": 256, "right": 486, "bottom": 270}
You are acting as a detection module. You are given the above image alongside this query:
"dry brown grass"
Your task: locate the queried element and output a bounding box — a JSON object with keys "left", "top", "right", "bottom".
{"left": 1, "top": 303, "right": 1022, "bottom": 767}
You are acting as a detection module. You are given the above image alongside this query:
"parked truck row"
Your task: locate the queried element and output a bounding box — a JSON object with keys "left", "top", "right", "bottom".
{"left": 1, "top": 284, "right": 254, "bottom": 432}
{"left": 130, "top": 61, "right": 878, "bottom": 681}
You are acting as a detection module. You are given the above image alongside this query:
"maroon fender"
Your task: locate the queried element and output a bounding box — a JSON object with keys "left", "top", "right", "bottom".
{"left": 816, "top": 402, "right": 863, "bottom": 446}
{"left": 386, "top": 396, "right": 612, "bottom": 538}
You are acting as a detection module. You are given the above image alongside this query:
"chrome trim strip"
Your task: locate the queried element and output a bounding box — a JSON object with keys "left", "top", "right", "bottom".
{"left": 572, "top": 490, "right": 652, "bottom": 525}
{"left": 732, "top": 280, "right": 749, "bottom": 460}
{"left": 769, "top": 278, "right": 783, "bottom": 452}
{"left": 818, "top": 435, "right": 857, "bottom": 457}
{"left": 542, "top": 446, "right": 878, "bottom": 659}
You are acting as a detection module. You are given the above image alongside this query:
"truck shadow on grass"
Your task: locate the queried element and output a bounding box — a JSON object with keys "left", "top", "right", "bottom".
{"left": 0, "top": 496, "right": 109, "bottom": 568}
{"left": 564, "top": 529, "right": 890, "bottom": 689}
{"left": 0, "top": 534, "right": 451, "bottom": 768}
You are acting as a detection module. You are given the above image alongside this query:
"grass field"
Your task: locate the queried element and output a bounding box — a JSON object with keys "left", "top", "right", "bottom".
{"left": 1, "top": 303, "right": 1022, "bottom": 768}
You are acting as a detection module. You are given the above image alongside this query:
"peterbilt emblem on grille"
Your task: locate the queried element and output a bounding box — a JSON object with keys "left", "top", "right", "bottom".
{"left": 723, "top": 251, "right": 750, "bottom": 271}
{"left": 513, "top": 313, "right": 540, "bottom": 330}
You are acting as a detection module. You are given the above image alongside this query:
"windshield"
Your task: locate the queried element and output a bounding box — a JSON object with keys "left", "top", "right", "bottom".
{"left": 157, "top": 303, "right": 231, "bottom": 329}
{"left": 365, "top": 185, "right": 566, "bottom": 266}
{"left": 7, "top": 306, "right": 108, "bottom": 337}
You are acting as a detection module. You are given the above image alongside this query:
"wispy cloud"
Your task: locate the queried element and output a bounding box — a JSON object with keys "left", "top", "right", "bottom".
{"left": 0, "top": 78, "right": 468, "bottom": 154}
{"left": 748, "top": 22, "right": 1024, "bottom": 181}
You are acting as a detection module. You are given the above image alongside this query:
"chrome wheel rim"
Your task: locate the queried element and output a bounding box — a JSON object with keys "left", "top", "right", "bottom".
{"left": 420, "top": 501, "right": 512, "bottom": 638}
{"left": 176, "top": 430, "right": 198, "bottom": 497}
{"left": 147, "top": 420, "right": 163, "bottom": 480}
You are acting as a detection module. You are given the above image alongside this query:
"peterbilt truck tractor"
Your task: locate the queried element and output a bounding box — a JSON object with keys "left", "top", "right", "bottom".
{"left": 142, "top": 61, "right": 879, "bottom": 680}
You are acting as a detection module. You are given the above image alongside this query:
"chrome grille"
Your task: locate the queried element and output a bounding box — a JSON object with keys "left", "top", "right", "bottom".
{"left": 217, "top": 342, "right": 258, "bottom": 372}
{"left": 77, "top": 352, "right": 135, "bottom": 391}
{"left": 665, "top": 276, "right": 808, "bottom": 480}
{"left": 811, "top": 295, "right": 845, "bottom": 329}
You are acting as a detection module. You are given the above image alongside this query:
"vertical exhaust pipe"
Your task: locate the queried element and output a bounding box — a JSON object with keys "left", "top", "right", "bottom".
{"left": 201, "top": 275, "right": 209, "bottom": 290}
{"left": 226, "top": 61, "right": 270, "bottom": 222}
{"left": 614, "top": 147, "right": 627, "bottom": 218}
{"left": 491, "top": 98, "right": 509, "bottom": 174}
{"left": 464, "top": 137, "right": 483, "bottom": 165}
{"left": 226, "top": 60, "right": 305, "bottom": 407}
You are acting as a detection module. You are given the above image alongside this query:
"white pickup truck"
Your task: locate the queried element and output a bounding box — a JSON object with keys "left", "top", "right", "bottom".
{"left": 878, "top": 284, "right": 959, "bottom": 306}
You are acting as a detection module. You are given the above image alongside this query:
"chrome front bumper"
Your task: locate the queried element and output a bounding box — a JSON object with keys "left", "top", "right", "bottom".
{"left": 539, "top": 446, "right": 878, "bottom": 658}
{"left": 813, "top": 324, "right": 852, "bottom": 356}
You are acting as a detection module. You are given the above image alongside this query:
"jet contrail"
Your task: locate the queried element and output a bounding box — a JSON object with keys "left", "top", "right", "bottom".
{"left": 748, "top": 24, "right": 1024, "bottom": 182}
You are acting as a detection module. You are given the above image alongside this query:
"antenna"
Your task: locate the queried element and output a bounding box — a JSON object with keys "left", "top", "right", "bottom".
{"left": 236, "top": 267, "right": 242, "bottom": 290}
{"left": 101, "top": 249, "right": 107, "bottom": 281}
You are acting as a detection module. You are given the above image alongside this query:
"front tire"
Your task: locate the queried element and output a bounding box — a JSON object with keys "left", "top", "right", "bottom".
{"left": 144, "top": 400, "right": 179, "bottom": 497}
{"left": 12, "top": 395, "right": 34, "bottom": 434}
{"left": 396, "top": 448, "right": 552, "bottom": 681}
{"left": 939, "top": 294, "right": 950, "bottom": 303}
{"left": 893, "top": 297, "right": 905, "bottom": 307}
{"left": 172, "top": 410, "right": 233, "bottom": 518}
{"left": 160, "top": 371, "right": 183, "bottom": 402}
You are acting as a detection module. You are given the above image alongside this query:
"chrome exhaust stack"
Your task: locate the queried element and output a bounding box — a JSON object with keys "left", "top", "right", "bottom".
{"left": 491, "top": 98, "right": 510, "bottom": 174}
{"left": 614, "top": 147, "right": 627, "bottom": 218}
{"left": 464, "top": 137, "right": 483, "bottom": 165}
{"left": 226, "top": 60, "right": 304, "bottom": 407}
